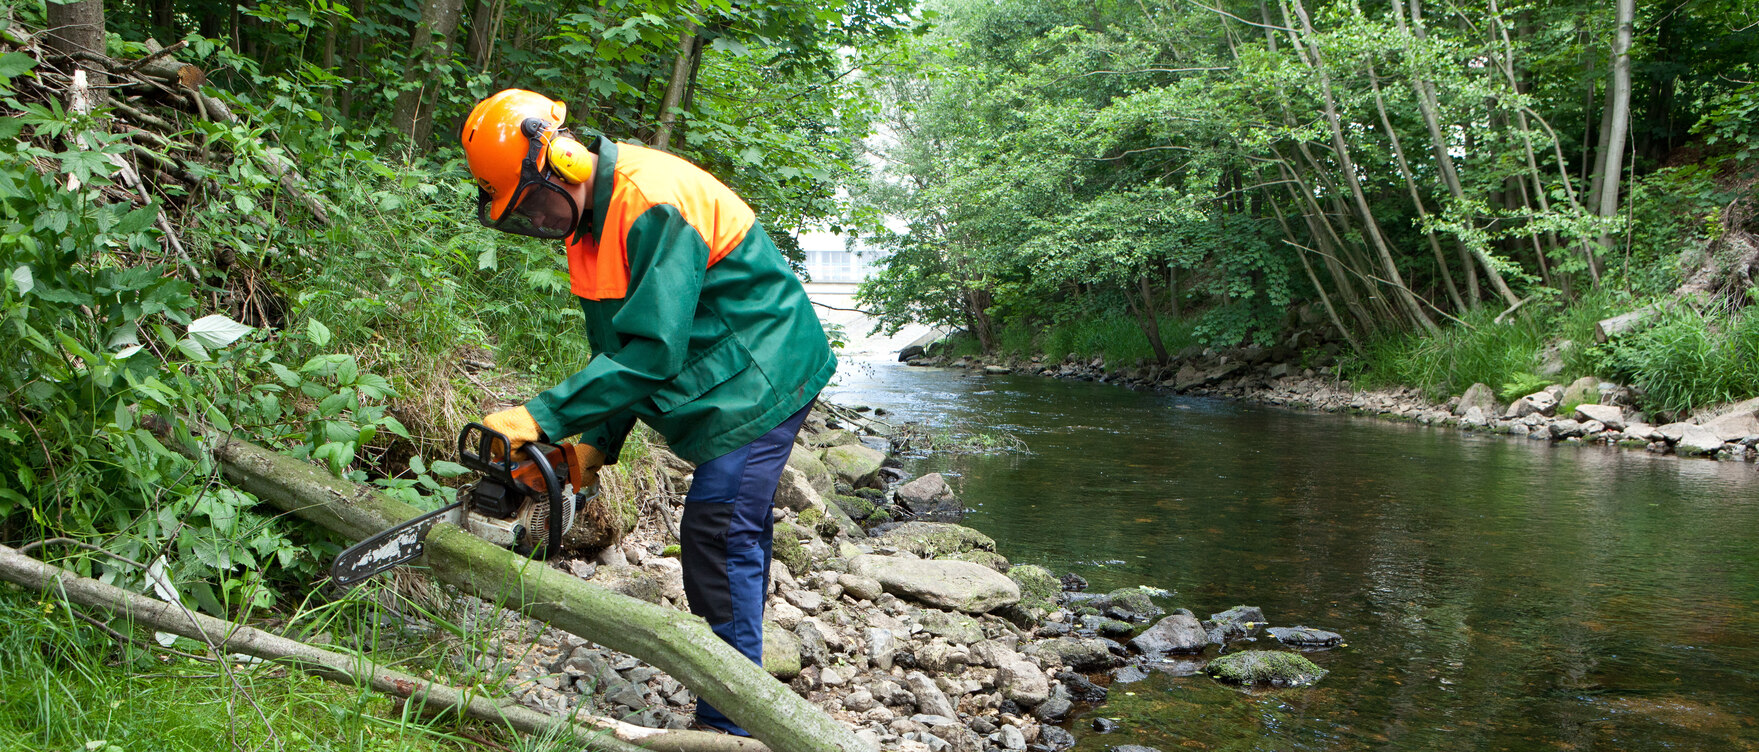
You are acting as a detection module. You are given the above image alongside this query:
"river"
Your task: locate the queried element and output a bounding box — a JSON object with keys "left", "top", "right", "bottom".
{"left": 821, "top": 348, "right": 1759, "bottom": 751}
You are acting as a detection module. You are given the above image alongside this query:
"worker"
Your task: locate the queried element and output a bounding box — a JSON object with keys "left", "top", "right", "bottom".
{"left": 458, "top": 89, "right": 837, "bottom": 735}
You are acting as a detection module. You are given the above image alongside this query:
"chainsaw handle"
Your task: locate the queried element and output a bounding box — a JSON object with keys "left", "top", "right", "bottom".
{"left": 519, "top": 441, "right": 567, "bottom": 557}
{"left": 458, "top": 422, "right": 558, "bottom": 477}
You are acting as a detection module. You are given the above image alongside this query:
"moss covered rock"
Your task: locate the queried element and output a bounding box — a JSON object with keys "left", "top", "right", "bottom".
{"left": 822, "top": 444, "right": 885, "bottom": 487}
{"left": 1206, "top": 650, "right": 1328, "bottom": 687}
{"left": 831, "top": 493, "right": 877, "bottom": 520}
{"left": 763, "top": 621, "right": 802, "bottom": 679}
{"left": 875, "top": 522, "right": 996, "bottom": 558}
{"left": 938, "top": 550, "right": 1010, "bottom": 572}
{"left": 1008, "top": 564, "right": 1060, "bottom": 615}
{"left": 787, "top": 443, "right": 835, "bottom": 497}
{"left": 773, "top": 521, "right": 810, "bottom": 575}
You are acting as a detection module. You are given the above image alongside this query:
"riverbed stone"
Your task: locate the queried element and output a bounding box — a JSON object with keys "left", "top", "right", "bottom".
{"left": 1549, "top": 419, "right": 1584, "bottom": 439}
{"left": 1506, "top": 390, "right": 1559, "bottom": 418}
{"left": 1206, "top": 650, "right": 1328, "bottom": 687}
{"left": 588, "top": 564, "right": 665, "bottom": 604}
{"left": 874, "top": 522, "right": 997, "bottom": 558}
{"left": 1206, "top": 605, "right": 1266, "bottom": 643}
{"left": 1455, "top": 383, "right": 1498, "bottom": 416}
{"left": 1575, "top": 403, "right": 1626, "bottom": 430}
{"left": 839, "top": 573, "right": 885, "bottom": 601}
{"left": 1130, "top": 612, "right": 1208, "bottom": 656}
{"left": 763, "top": 622, "right": 802, "bottom": 679}
{"left": 866, "top": 627, "right": 898, "bottom": 670}
{"left": 787, "top": 444, "right": 835, "bottom": 497}
{"left": 823, "top": 444, "right": 886, "bottom": 488}
{"left": 1025, "top": 637, "right": 1121, "bottom": 670}
{"left": 920, "top": 609, "right": 984, "bottom": 644}
{"left": 906, "top": 671, "right": 956, "bottom": 717}
{"left": 1266, "top": 626, "right": 1344, "bottom": 649}
{"left": 809, "top": 428, "right": 863, "bottom": 449}
{"left": 773, "top": 465, "right": 825, "bottom": 513}
{"left": 1675, "top": 425, "right": 1726, "bottom": 456}
{"left": 1702, "top": 397, "right": 1759, "bottom": 440}
{"left": 1561, "top": 376, "right": 1601, "bottom": 411}
{"left": 895, "top": 473, "right": 964, "bottom": 521}
{"left": 997, "top": 659, "right": 1049, "bottom": 706}
{"left": 848, "top": 554, "right": 1020, "bottom": 613}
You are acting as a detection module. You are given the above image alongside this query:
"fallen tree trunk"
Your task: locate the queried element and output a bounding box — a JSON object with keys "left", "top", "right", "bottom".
{"left": 0, "top": 544, "right": 759, "bottom": 752}
{"left": 150, "top": 422, "right": 868, "bottom": 752}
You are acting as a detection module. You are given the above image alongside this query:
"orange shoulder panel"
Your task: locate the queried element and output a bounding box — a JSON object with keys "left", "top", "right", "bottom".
{"left": 565, "top": 144, "right": 755, "bottom": 301}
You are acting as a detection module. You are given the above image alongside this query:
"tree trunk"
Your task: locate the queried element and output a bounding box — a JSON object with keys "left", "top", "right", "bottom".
{"left": 1287, "top": 0, "right": 1439, "bottom": 334}
{"left": 45, "top": 0, "right": 108, "bottom": 90}
{"left": 0, "top": 545, "right": 760, "bottom": 752}
{"left": 465, "top": 0, "right": 505, "bottom": 70}
{"left": 391, "top": 0, "right": 468, "bottom": 147}
{"left": 1126, "top": 273, "right": 1169, "bottom": 363}
{"left": 1595, "top": 0, "right": 1635, "bottom": 256}
{"left": 1367, "top": 63, "right": 1464, "bottom": 312}
{"left": 146, "top": 426, "right": 868, "bottom": 752}
{"left": 651, "top": 22, "right": 698, "bottom": 151}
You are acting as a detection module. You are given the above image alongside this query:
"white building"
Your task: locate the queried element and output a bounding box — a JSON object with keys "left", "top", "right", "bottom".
{"left": 799, "top": 230, "right": 888, "bottom": 284}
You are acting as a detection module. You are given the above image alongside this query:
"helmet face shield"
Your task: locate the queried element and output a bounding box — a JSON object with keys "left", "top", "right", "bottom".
{"left": 474, "top": 118, "right": 581, "bottom": 241}
{"left": 479, "top": 178, "right": 578, "bottom": 240}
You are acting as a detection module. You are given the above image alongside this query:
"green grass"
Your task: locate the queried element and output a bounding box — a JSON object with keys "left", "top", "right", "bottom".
{"left": 1604, "top": 302, "right": 1759, "bottom": 414}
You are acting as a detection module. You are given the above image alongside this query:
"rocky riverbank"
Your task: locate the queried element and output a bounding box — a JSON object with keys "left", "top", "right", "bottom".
{"left": 904, "top": 347, "right": 1759, "bottom": 464}
{"left": 461, "top": 404, "right": 1342, "bottom": 752}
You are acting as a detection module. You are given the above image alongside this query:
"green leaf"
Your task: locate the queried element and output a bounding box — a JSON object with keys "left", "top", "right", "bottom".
{"left": 380, "top": 414, "right": 410, "bottom": 439}
{"left": 317, "top": 391, "right": 349, "bottom": 417}
{"left": 187, "top": 314, "right": 254, "bottom": 349}
{"left": 114, "top": 204, "right": 160, "bottom": 234}
{"left": 0, "top": 52, "right": 37, "bottom": 81}
{"left": 177, "top": 337, "right": 210, "bottom": 361}
{"left": 270, "top": 362, "right": 301, "bottom": 387}
{"left": 335, "top": 356, "right": 358, "bottom": 386}
{"left": 10, "top": 265, "right": 31, "bottom": 295}
{"left": 306, "top": 318, "right": 332, "bottom": 348}
{"left": 430, "top": 460, "right": 469, "bottom": 478}
{"left": 408, "top": 454, "right": 427, "bottom": 475}
{"left": 477, "top": 246, "right": 498, "bottom": 271}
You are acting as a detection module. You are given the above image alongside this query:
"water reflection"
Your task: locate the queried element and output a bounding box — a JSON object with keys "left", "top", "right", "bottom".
{"left": 825, "top": 356, "right": 1759, "bottom": 751}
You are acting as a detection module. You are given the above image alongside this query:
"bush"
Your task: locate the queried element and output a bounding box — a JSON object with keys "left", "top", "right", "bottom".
{"left": 1604, "top": 302, "right": 1759, "bottom": 414}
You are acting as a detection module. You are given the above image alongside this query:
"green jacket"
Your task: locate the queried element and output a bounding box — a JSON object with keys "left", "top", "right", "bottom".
{"left": 524, "top": 138, "right": 836, "bottom": 465}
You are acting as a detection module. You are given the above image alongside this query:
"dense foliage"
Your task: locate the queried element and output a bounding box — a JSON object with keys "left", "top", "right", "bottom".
{"left": 857, "top": 0, "right": 1759, "bottom": 410}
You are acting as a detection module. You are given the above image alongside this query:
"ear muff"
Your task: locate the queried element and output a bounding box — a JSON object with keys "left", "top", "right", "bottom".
{"left": 547, "top": 136, "right": 592, "bottom": 184}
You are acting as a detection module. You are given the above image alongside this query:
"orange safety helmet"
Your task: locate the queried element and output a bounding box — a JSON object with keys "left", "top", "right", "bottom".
{"left": 460, "top": 89, "right": 595, "bottom": 240}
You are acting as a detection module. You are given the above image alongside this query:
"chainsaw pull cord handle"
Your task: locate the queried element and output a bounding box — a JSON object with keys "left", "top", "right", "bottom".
{"left": 518, "top": 440, "right": 566, "bottom": 558}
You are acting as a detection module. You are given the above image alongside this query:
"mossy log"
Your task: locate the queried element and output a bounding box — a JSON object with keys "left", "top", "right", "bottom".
{"left": 0, "top": 544, "right": 758, "bottom": 752}
{"left": 159, "top": 426, "right": 868, "bottom": 752}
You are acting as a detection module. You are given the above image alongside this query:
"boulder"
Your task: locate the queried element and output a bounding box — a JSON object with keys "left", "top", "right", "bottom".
{"left": 848, "top": 554, "right": 1021, "bottom": 613}
{"left": 1575, "top": 403, "right": 1626, "bottom": 430}
{"left": 1129, "top": 612, "right": 1208, "bottom": 656}
{"left": 865, "top": 627, "right": 898, "bottom": 670}
{"left": 1675, "top": 425, "right": 1726, "bottom": 456}
{"left": 1032, "top": 684, "right": 1073, "bottom": 722}
{"left": 1454, "top": 383, "right": 1498, "bottom": 416}
{"left": 1549, "top": 419, "right": 1584, "bottom": 439}
{"left": 808, "top": 428, "right": 862, "bottom": 449}
{"left": 997, "top": 660, "right": 1049, "bottom": 706}
{"left": 1024, "top": 637, "right": 1121, "bottom": 671}
{"left": 1206, "top": 650, "right": 1327, "bottom": 687}
{"left": 1265, "top": 626, "right": 1343, "bottom": 649}
{"left": 795, "top": 620, "right": 832, "bottom": 668}
{"left": 588, "top": 564, "right": 664, "bottom": 604}
{"left": 920, "top": 610, "right": 984, "bottom": 644}
{"left": 1205, "top": 605, "right": 1265, "bottom": 643}
{"left": 787, "top": 444, "right": 835, "bottom": 497}
{"left": 874, "top": 522, "right": 997, "bottom": 558}
{"left": 823, "top": 444, "right": 887, "bottom": 488}
{"left": 905, "top": 671, "right": 956, "bottom": 717}
{"left": 763, "top": 622, "right": 802, "bottom": 679}
{"left": 772, "top": 465, "right": 825, "bottom": 513}
{"left": 1701, "top": 397, "right": 1759, "bottom": 441}
{"left": 895, "top": 473, "right": 964, "bottom": 521}
{"left": 839, "top": 573, "right": 885, "bottom": 602}
{"left": 1504, "top": 390, "right": 1558, "bottom": 419}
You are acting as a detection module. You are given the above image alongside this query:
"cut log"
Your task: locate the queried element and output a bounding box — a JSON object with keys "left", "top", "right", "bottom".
{"left": 1594, "top": 304, "right": 1662, "bottom": 343}
{"left": 148, "top": 422, "right": 869, "bottom": 752}
{"left": 0, "top": 544, "right": 759, "bottom": 752}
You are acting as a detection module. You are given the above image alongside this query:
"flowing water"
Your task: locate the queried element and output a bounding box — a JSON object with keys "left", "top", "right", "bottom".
{"left": 823, "top": 355, "right": 1759, "bottom": 751}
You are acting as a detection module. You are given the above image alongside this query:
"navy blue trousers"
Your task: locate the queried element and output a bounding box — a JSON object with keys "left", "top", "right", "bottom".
{"left": 679, "top": 401, "right": 812, "bottom": 734}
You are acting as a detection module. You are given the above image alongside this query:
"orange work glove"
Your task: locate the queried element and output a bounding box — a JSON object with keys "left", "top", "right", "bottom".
{"left": 482, "top": 406, "right": 542, "bottom": 457}
{"left": 565, "top": 443, "right": 607, "bottom": 490}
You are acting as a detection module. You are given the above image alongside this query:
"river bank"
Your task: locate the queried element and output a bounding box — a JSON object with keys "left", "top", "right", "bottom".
{"left": 904, "top": 346, "right": 1759, "bottom": 464}
{"left": 459, "top": 402, "right": 1343, "bottom": 752}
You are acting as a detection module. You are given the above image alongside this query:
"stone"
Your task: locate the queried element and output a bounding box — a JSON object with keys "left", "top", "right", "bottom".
{"left": 848, "top": 554, "right": 1021, "bottom": 613}
{"left": 1675, "top": 425, "right": 1725, "bottom": 456}
{"left": 823, "top": 444, "right": 887, "bottom": 488}
{"left": 866, "top": 627, "right": 899, "bottom": 670}
{"left": 1549, "top": 419, "right": 1584, "bottom": 439}
{"left": 773, "top": 466, "right": 826, "bottom": 513}
{"left": 906, "top": 671, "right": 957, "bottom": 717}
{"left": 641, "top": 557, "right": 685, "bottom": 602}
{"left": 788, "top": 442, "right": 836, "bottom": 497}
{"left": 874, "top": 522, "right": 997, "bottom": 558}
{"left": 795, "top": 620, "right": 832, "bottom": 668}
{"left": 920, "top": 610, "right": 984, "bottom": 644}
{"left": 1265, "top": 626, "right": 1343, "bottom": 649}
{"left": 915, "top": 642, "right": 971, "bottom": 673}
{"left": 588, "top": 564, "right": 664, "bottom": 604}
{"left": 769, "top": 599, "right": 804, "bottom": 629}
{"left": 840, "top": 573, "right": 885, "bottom": 602}
{"left": 1657, "top": 422, "right": 1693, "bottom": 442}
{"left": 1623, "top": 422, "right": 1658, "bottom": 442}
{"left": 1455, "top": 383, "right": 1498, "bottom": 416}
{"left": 1025, "top": 637, "right": 1121, "bottom": 671}
{"left": 1092, "top": 718, "right": 1120, "bottom": 734}
{"left": 999, "top": 724, "right": 1026, "bottom": 751}
{"left": 1111, "top": 665, "right": 1150, "bottom": 683}
{"left": 1130, "top": 613, "right": 1208, "bottom": 656}
{"left": 845, "top": 689, "right": 879, "bottom": 712}
{"left": 820, "top": 666, "right": 846, "bottom": 686}
{"left": 763, "top": 622, "right": 802, "bottom": 679}
{"left": 1505, "top": 390, "right": 1558, "bottom": 418}
{"left": 1055, "top": 669, "right": 1107, "bottom": 703}
{"left": 1031, "top": 684, "right": 1072, "bottom": 722}
{"left": 1106, "top": 746, "right": 1163, "bottom": 752}
{"left": 809, "top": 428, "right": 862, "bottom": 449}
{"left": 1102, "top": 587, "right": 1165, "bottom": 620}
{"left": 1206, "top": 650, "right": 1328, "bottom": 687}
{"left": 1039, "top": 726, "right": 1076, "bottom": 751}
{"left": 1206, "top": 605, "right": 1265, "bottom": 643}
{"left": 1575, "top": 403, "right": 1626, "bottom": 430}
{"left": 1702, "top": 397, "right": 1759, "bottom": 440}
{"left": 895, "top": 473, "right": 964, "bottom": 521}
{"left": 1460, "top": 405, "right": 1489, "bottom": 427}
{"left": 997, "top": 659, "right": 1049, "bottom": 706}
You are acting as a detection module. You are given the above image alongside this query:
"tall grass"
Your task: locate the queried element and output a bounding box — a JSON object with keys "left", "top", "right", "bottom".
{"left": 1605, "top": 303, "right": 1759, "bottom": 413}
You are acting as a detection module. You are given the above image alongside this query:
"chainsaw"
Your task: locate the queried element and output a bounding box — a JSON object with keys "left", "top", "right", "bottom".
{"left": 329, "top": 422, "right": 597, "bottom": 588}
